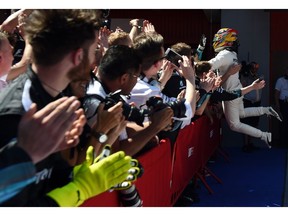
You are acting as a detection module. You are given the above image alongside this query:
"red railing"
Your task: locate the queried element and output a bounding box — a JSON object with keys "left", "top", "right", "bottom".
{"left": 81, "top": 115, "right": 221, "bottom": 207}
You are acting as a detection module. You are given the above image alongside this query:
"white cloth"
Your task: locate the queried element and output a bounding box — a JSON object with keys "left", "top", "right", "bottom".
{"left": 223, "top": 97, "right": 266, "bottom": 138}
{"left": 128, "top": 78, "right": 193, "bottom": 129}
{"left": 209, "top": 50, "right": 267, "bottom": 139}
{"left": 86, "top": 81, "right": 128, "bottom": 140}
{"left": 209, "top": 49, "right": 242, "bottom": 91}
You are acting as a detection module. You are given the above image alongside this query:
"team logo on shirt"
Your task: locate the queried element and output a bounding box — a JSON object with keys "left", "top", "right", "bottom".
{"left": 35, "top": 168, "right": 53, "bottom": 184}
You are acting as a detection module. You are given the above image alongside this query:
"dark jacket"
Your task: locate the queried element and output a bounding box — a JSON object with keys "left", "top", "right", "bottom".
{"left": 0, "top": 66, "right": 74, "bottom": 206}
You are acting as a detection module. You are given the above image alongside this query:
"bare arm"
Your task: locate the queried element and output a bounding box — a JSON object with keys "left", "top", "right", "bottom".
{"left": 241, "top": 79, "right": 265, "bottom": 96}
{"left": 129, "top": 19, "right": 140, "bottom": 42}
{"left": 158, "top": 60, "right": 176, "bottom": 89}
{"left": 7, "top": 42, "right": 32, "bottom": 81}
{"left": 0, "top": 9, "right": 33, "bottom": 33}
{"left": 112, "top": 107, "right": 173, "bottom": 156}
{"left": 178, "top": 56, "right": 197, "bottom": 117}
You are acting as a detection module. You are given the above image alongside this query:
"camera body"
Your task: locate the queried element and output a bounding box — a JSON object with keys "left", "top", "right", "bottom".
{"left": 145, "top": 96, "right": 186, "bottom": 119}
{"left": 165, "top": 48, "right": 183, "bottom": 67}
{"left": 83, "top": 91, "right": 186, "bottom": 131}
{"left": 83, "top": 90, "right": 148, "bottom": 127}
{"left": 103, "top": 90, "right": 148, "bottom": 127}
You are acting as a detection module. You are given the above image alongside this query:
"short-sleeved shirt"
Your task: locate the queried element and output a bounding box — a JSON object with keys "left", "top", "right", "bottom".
{"left": 275, "top": 76, "right": 288, "bottom": 100}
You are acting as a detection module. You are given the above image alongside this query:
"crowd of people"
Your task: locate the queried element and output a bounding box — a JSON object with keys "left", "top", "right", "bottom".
{"left": 0, "top": 9, "right": 284, "bottom": 207}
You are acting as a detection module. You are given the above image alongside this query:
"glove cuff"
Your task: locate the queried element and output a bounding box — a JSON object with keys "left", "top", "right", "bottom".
{"left": 46, "top": 182, "right": 85, "bottom": 207}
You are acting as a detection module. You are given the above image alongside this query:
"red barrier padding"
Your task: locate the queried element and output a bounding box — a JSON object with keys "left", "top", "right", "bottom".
{"left": 199, "top": 115, "right": 221, "bottom": 167}
{"left": 80, "top": 189, "right": 120, "bottom": 207}
{"left": 194, "top": 116, "right": 222, "bottom": 194}
{"left": 81, "top": 116, "right": 222, "bottom": 207}
{"left": 134, "top": 138, "right": 172, "bottom": 207}
{"left": 170, "top": 120, "right": 202, "bottom": 205}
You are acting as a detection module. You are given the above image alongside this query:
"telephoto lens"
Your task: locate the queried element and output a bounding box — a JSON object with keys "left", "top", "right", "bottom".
{"left": 119, "top": 184, "right": 143, "bottom": 207}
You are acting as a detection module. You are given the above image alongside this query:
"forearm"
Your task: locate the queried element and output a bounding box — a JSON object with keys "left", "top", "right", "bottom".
{"left": 195, "top": 94, "right": 211, "bottom": 116}
{"left": 117, "top": 122, "right": 162, "bottom": 156}
{"left": 7, "top": 42, "right": 32, "bottom": 81}
{"left": 129, "top": 26, "right": 139, "bottom": 42}
{"left": 7, "top": 62, "right": 29, "bottom": 81}
{"left": 241, "top": 85, "right": 255, "bottom": 96}
{"left": 184, "top": 78, "right": 197, "bottom": 117}
{"left": 1, "top": 9, "right": 33, "bottom": 33}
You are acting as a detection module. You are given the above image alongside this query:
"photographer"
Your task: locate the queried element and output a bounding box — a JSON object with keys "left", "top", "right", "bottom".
{"left": 0, "top": 10, "right": 138, "bottom": 207}
{"left": 86, "top": 45, "right": 173, "bottom": 157}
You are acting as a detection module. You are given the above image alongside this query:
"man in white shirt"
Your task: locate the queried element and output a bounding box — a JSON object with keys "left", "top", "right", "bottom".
{"left": 86, "top": 45, "right": 173, "bottom": 157}
{"left": 129, "top": 32, "right": 197, "bottom": 130}
{"left": 274, "top": 68, "right": 288, "bottom": 147}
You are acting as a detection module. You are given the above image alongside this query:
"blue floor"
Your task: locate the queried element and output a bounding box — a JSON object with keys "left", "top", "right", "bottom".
{"left": 189, "top": 146, "right": 288, "bottom": 207}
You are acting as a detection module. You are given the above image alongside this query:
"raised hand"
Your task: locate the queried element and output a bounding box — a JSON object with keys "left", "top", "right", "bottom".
{"left": 18, "top": 96, "right": 85, "bottom": 163}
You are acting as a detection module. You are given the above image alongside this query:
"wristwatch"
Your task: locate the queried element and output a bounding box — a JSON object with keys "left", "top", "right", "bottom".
{"left": 91, "top": 131, "right": 108, "bottom": 144}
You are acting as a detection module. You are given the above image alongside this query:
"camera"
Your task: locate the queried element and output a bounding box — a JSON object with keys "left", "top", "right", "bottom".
{"left": 82, "top": 90, "right": 148, "bottom": 127}
{"left": 119, "top": 184, "right": 143, "bottom": 207}
{"left": 145, "top": 96, "right": 186, "bottom": 119}
{"left": 103, "top": 90, "right": 149, "bottom": 126}
{"left": 83, "top": 91, "right": 148, "bottom": 127}
{"left": 165, "top": 48, "right": 183, "bottom": 67}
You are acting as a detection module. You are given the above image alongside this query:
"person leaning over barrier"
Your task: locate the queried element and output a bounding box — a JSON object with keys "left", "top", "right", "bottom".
{"left": 86, "top": 45, "right": 173, "bottom": 157}
{"left": 129, "top": 32, "right": 197, "bottom": 131}
{"left": 193, "top": 61, "right": 266, "bottom": 123}
{"left": 0, "top": 9, "right": 138, "bottom": 207}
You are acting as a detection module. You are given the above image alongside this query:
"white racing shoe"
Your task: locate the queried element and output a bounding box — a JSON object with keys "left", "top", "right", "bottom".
{"left": 267, "top": 107, "right": 282, "bottom": 122}
{"left": 261, "top": 132, "right": 272, "bottom": 148}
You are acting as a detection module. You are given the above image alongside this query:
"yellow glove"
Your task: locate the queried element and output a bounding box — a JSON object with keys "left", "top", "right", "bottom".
{"left": 47, "top": 146, "right": 132, "bottom": 207}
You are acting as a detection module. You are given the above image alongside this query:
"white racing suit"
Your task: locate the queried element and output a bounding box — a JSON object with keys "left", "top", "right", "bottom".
{"left": 209, "top": 49, "right": 268, "bottom": 139}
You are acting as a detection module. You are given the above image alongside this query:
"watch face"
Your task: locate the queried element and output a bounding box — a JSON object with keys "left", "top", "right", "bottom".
{"left": 99, "top": 134, "right": 108, "bottom": 144}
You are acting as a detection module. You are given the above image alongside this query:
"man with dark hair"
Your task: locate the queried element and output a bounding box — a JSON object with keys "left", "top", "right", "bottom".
{"left": 130, "top": 32, "right": 196, "bottom": 127}
{"left": 0, "top": 9, "right": 136, "bottom": 207}
{"left": 86, "top": 45, "right": 173, "bottom": 157}
{"left": 85, "top": 45, "right": 174, "bottom": 207}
